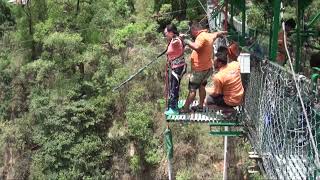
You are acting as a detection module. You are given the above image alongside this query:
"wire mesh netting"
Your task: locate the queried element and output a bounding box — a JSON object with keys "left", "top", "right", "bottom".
{"left": 243, "top": 60, "right": 320, "bottom": 179}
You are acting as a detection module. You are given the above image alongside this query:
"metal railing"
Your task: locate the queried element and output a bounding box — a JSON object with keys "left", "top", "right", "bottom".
{"left": 243, "top": 61, "right": 320, "bottom": 179}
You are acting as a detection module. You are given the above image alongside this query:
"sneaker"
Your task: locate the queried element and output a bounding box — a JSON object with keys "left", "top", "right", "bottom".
{"left": 165, "top": 108, "right": 179, "bottom": 116}
{"left": 177, "top": 101, "right": 184, "bottom": 109}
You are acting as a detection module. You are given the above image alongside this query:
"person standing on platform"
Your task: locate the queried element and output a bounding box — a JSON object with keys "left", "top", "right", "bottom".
{"left": 164, "top": 24, "right": 187, "bottom": 115}
{"left": 180, "top": 22, "right": 227, "bottom": 113}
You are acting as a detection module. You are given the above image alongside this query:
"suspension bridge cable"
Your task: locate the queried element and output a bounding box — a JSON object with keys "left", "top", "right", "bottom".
{"left": 281, "top": 2, "right": 320, "bottom": 169}
{"left": 197, "top": 0, "right": 208, "bottom": 14}
{"left": 156, "top": 6, "right": 202, "bottom": 16}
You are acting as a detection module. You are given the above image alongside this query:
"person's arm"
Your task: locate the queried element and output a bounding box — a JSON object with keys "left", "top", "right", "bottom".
{"left": 184, "top": 39, "right": 201, "bottom": 52}
{"left": 171, "top": 38, "right": 181, "bottom": 48}
{"left": 211, "top": 31, "right": 228, "bottom": 47}
{"left": 213, "top": 31, "right": 228, "bottom": 39}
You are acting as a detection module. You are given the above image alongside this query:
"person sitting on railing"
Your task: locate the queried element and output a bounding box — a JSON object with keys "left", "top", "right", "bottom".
{"left": 205, "top": 46, "right": 244, "bottom": 109}
{"left": 277, "top": 18, "right": 296, "bottom": 66}
{"left": 179, "top": 21, "right": 227, "bottom": 113}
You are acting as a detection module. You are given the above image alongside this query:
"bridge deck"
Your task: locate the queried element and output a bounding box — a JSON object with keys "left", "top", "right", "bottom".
{"left": 274, "top": 155, "right": 309, "bottom": 180}
{"left": 166, "top": 100, "right": 240, "bottom": 123}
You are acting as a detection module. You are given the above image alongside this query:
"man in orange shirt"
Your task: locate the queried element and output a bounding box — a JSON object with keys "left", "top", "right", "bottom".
{"left": 180, "top": 22, "right": 227, "bottom": 113}
{"left": 206, "top": 46, "right": 244, "bottom": 108}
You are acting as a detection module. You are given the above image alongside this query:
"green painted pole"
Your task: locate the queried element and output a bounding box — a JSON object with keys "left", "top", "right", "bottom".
{"left": 270, "top": 0, "right": 281, "bottom": 62}
{"left": 240, "top": 0, "right": 245, "bottom": 46}
{"left": 307, "top": 11, "right": 320, "bottom": 28}
{"left": 295, "top": 1, "right": 303, "bottom": 72}
{"left": 164, "top": 127, "right": 173, "bottom": 180}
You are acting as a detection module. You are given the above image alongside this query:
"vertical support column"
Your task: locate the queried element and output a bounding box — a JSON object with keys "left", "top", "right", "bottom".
{"left": 270, "top": 0, "right": 281, "bottom": 62}
{"left": 311, "top": 68, "right": 320, "bottom": 179}
{"left": 240, "top": 0, "right": 246, "bottom": 46}
{"left": 223, "top": 126, "right": 229, "bottom": 180}
{"left": 165, "top": 127, "right": 173, "bottom": 180}
{"left": 295, "top": 0, "right": 303, "bottom": 72}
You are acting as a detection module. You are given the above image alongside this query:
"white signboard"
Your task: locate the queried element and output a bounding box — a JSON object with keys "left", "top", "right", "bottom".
{"left": 238, "top": 53, "right": 250, "bottom": 73}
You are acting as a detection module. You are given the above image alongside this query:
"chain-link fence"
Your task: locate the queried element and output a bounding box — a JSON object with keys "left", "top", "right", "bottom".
{"left": 243, "top": 60, "right": 320, "bottom": 179}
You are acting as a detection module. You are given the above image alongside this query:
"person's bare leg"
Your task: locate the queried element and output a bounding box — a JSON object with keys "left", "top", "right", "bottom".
{"left": 183, "top": 90, "right": 196, "bottom": 111}
{"left": 199, "top": 84, "right": 206, "bottom": 108}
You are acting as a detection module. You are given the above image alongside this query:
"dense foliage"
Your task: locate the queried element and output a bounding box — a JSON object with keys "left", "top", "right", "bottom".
{"left": 0, "top": 0, "right": 164, "bottom": 179}
{"left": 1, "top": 0, "right": 317, "bottom": 179}
{"left": 0, "top": 0, "right": 224, "bottom": 179}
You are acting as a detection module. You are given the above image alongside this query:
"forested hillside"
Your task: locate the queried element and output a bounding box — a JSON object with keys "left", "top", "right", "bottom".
{"left": 0, "top": 0, "right": 253, "bottom": 179}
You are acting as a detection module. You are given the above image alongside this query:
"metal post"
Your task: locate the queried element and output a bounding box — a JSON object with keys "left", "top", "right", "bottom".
{"left": 240, "top": 0, "right": 246, "bottom": 46}
{"left": 295, "top": 1, "right": 303, "bottom": 72}
{"left": 168, "top": 159, "right": 173, "bottom": 180}
{"left": 223, "top": 126, "right": 228, "bottom": 180}
{"left": 311, "top": 68, "right": 320, "bottom": 179}
{"left": 307, "top": 11, "right": 320, "bottom": 28}
{"left": 164, "top": 127, "right": 174, "bottom": 180}
{"left": 270, "top": 0, "right": 281, "bottom": 61}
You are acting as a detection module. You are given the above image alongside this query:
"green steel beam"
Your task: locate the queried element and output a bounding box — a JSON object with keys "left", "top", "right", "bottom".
{"left": 295, "top": 0, "right": 303, "bottom": 72}
{"left": 209, "top": 121, "right": 242, "bottom": 126}
{"left": 307, "top": 11, "right": 320, "bottom": 28}
{"left": 209, "top": 130, "right": 244, "bottom": 137}
{"left": 240, "top": 0, "right": 246, "bottom": 46}
{"left": 270, "top": 0, "right": 281, "bottom": 62}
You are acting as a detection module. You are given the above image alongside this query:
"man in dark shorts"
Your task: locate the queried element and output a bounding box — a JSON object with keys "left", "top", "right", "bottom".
{"left": 180, "top": 22, "right": 227, "bottom": 113}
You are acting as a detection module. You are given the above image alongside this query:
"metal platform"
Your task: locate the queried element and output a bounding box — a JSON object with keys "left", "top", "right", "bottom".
{"left": 209, "top": 130, "right": 244, "bottom": 137}
{"left": 166, "top": 100, "right": 239, "bottom": 123}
